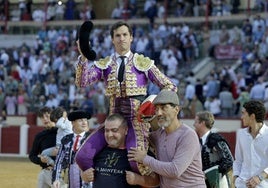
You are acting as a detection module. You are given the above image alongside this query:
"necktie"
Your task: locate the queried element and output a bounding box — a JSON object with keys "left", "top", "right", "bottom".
{"left": 73, "top": 135, "right": 81, "bottom": 152}
{"left": 118, "top": 56, "right": 126, "bottom": 83}
{"left": 199, "top": 138, "right": 203, "bottom": 146}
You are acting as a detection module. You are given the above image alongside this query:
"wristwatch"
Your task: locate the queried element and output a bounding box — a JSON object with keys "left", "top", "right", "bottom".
{"left": 257, "top": 174, "right": 265, "bottom": 182}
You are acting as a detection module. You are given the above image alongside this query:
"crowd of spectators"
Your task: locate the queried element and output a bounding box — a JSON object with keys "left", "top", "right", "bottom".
{"left": 0, "top": 1, "right": 268, "bottom": 122}
{"left": 1, "top": 0, "right": 268, "bottom": 23}
{"left": 0, "top": 0, "right": 96, "bottom": 22}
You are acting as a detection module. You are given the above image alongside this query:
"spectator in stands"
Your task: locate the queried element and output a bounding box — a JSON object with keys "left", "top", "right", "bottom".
{"left": 182, "top": 32, "right": 195, "bottom": 64}
{"left": 81, "top": 95, "right": 94, "bottom": 115}
{"left": 194, "top": 110, "right": 233, "bottom": 187}
{"left": 219, "top": 86, "right": 234, "bottom": 117}
{"left": 10, "top": 64, "right": 21, "bottom": 82}
{"left": 5, "top": 76, "right": 19, "bottom": 94}
{"left": 80, "top": 5, "right": 96, "bottom": 20}
{"left": 231, "top": 0, "right": 240, "bottom": 14}
{"left": 64, "top": 0, "right": 76, "bottom": 20}
{"left": 134, "top": 34, "right": 149, "bottom": 54}
{"left": 252, "top": 14, "right": 265, "bottom": 34}
{"left": 175, "top": 1, "right": 184, "bottom": 17}
{"left": 31, "top": 80, "right": 45, "bottom": 99}
{"left": 70, "top": 99, "right": 80, "bottom": 111}
{"left": 249, "top": 78, "right": 265, "bottom": 101}
{"left": 29, "top": 106, "right": 57, "bottom": 188}
{"left": 47, "top": 78, "right": 58, "bottom": 96}
{"left": 5, "top": 91, "right": 17, "bottom": 115}
{"left": 219, "top": 24, "right": 230, "bottom": 45}
{"left": 185, "top": 81, "right": 195, "bottom": 102}
{"left": 229, "top": 25, "right": 242, "bottom": 45}
{"left": 242, "top": 18, "right": 252, "bottom": 42}
{"left": 189, "top": 94, "right": 204, "bottom": 117}
{"left": 55, "top": 33, "right": 69, "bottom": 54}
{"left": 32, "top": 9, "right": 45, "bottom": 22}
{"left": 111, "top": 2, "right": 123, "bottom": 19}
{"left": 257, "top": 37, "right": 268, "bottom": 59}
{"left": 157, "top": 1, "right": 165, "bottom": 18}
{"left": 20, "top": 65, "right": 33, "bottom": 87}
{"left": 211, "top": 0, "right": 223, "bottom": 16}
{"left": 0, "top": 87, "right": 5, "bottom": 121}
{"left": 240, "top": 46, "right": 254, "bottom": 75}
{"left": 45, "top": 94, "right": 58, "bottom": 109}
{"left": 91, "top": 88, "right": 107, "bottom": 114}
{"left": 151, "top": 34, "right": 163, "bottom": 65}
{"left": 0, "top": 49, "right": 9, "bottom": 66}
{"left": 55, "top": 1, "right": 65, "bottom": 20}
{"left": 180, "top": 93, "right": 191, "bottom": 118}
{"left": 47, "top": 26, "right": 58, "bottom": 49}
{"left": 221, "top": 0, "right": 231, "bottom": 15}
{"left": 163, "top": 52, "right": 179, "bottom": 77}
{"left": 200, "top": 25, "right": 210, "bottom": 57}
{"left": 59, "top": 93, "right": 71, "bottom": 112}
{"left": 233, "top": 100, "right": 268, "bottom": 187}
{"left": 68, "top": 77, "right": 76, "bottom": 103}
{"left": 205, "top": 75, "right": 219, "bottom": 99}
{"left": 18, "top": 0, "right": 26, "bottom": 19}
{"left": 204, "top": 96, "right": 221, "bottom": 117}
{"left": 144, "top": 0, "right": 157, "bottom": 26}
{"left": 26, "top": 0, "right": 32, "bottom": 15}
{"left": 17, "top": 86, "right": 29, "bottom": 115}
{"left": 39, "top": 58, "right": 50, "bottom": 83}
{"left": 264, "top": 85, "right": 268, "bottom": 114}
{"left": 195, "top": 78, "right": 205, "bottom": 104}
{"left": 128, "top": 0, "right": 138, "bottom": 18}
{"left": 248, "top": 58, "right": 262, "bottom": 81}
{"left": 47, "top": 2, "right": 56, "bottom": 21}
{"left": 182, "top": 0, "right": 194, "bottom": 16}
{"left": 159, "top": 45, "right": 171, "bottom": 67}
{"left": 253, "top": 25, "right": 264, "bottom": 43}
{"left": 235, "top": 86, "right": 250, "bottom": 116}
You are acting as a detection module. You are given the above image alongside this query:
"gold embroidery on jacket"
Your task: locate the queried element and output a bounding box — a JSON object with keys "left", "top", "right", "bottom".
{"left": 75, "top": 64, "right": 83, "bottom": 86}
{"left": 134, "top": 54, "right": 153, "bottom": 71}
{"left": 95, "top": 56, "right": 111, "bottom": 69}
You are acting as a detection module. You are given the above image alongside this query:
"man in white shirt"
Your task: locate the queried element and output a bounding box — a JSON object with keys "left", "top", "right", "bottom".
{"left": 233, "top": 100, "right": 268, "bottom": 187}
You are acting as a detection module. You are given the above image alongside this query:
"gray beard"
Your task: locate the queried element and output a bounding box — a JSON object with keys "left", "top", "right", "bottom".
{"left": 158, "top": 122, "right": 169, "bottom": 128}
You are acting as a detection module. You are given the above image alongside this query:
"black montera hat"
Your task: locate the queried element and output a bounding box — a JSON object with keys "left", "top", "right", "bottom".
{"left": 79, "top": 21, "right": 96, "bottom": 61}
{"left": 68, "top": 110, "right": 91, "bottom": 121}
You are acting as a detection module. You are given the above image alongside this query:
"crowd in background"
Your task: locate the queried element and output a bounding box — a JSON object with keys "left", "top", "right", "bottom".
{"left": 1, "top": 0, "right": 267, "bottom": 22}
{"left": 0, "top": 1, "right": 268, "bottom": 122}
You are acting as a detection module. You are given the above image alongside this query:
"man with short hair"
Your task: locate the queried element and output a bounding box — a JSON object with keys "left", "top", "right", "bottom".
{"left": 29, "top": 106, "right": 57, "bottom": 188}
{"left": 52, "top": 110, "right": 91, "bottom": 188}
{"left": 81, "top": 113, "right": 160, "bottom": 188}
{"left": 75, "top": 21, "right": 177, "bottom": 175}
{"left": 194, "top": 111, "right": 233, "bottom": 188}
{"left": 128, "top": 90, "right": 206, "bottom": 187}
{"left": 233, "top": 100, "right": 268, "bottom": 187}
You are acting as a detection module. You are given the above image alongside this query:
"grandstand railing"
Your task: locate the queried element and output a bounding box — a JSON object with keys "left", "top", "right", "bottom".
{"left": 1, "top": 12, "right": 266, "bottom": 35}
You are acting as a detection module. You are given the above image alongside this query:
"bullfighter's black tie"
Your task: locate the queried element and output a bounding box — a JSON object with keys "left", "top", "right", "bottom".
{"left": 118, "top": 56, "right": 126, "bottom": 83}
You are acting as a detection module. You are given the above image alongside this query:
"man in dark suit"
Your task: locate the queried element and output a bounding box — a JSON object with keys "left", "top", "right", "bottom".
{"left": 52, "top": 110, "right": 91, "bottom": 188}
{"left": 193, "top": 111, "right": 233, "bottom": 188}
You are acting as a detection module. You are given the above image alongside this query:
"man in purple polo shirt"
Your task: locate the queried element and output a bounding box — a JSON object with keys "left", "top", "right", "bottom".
{"left": 128, "top": 89, "right": 206, "bottom": 187}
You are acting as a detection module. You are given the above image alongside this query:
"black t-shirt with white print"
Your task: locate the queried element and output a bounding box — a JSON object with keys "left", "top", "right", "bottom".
{"left": 93, "top": 147, "right": 140, "bottom": 188}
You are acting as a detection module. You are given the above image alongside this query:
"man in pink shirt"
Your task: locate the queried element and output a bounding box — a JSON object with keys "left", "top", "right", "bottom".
{"left": 128, "top": 89, "right": 206, "bottom": 187}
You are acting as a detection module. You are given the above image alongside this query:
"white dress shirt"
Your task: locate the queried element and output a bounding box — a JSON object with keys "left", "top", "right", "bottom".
{"left": 233, "top": 124, "right": 268, "bottom": 188}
